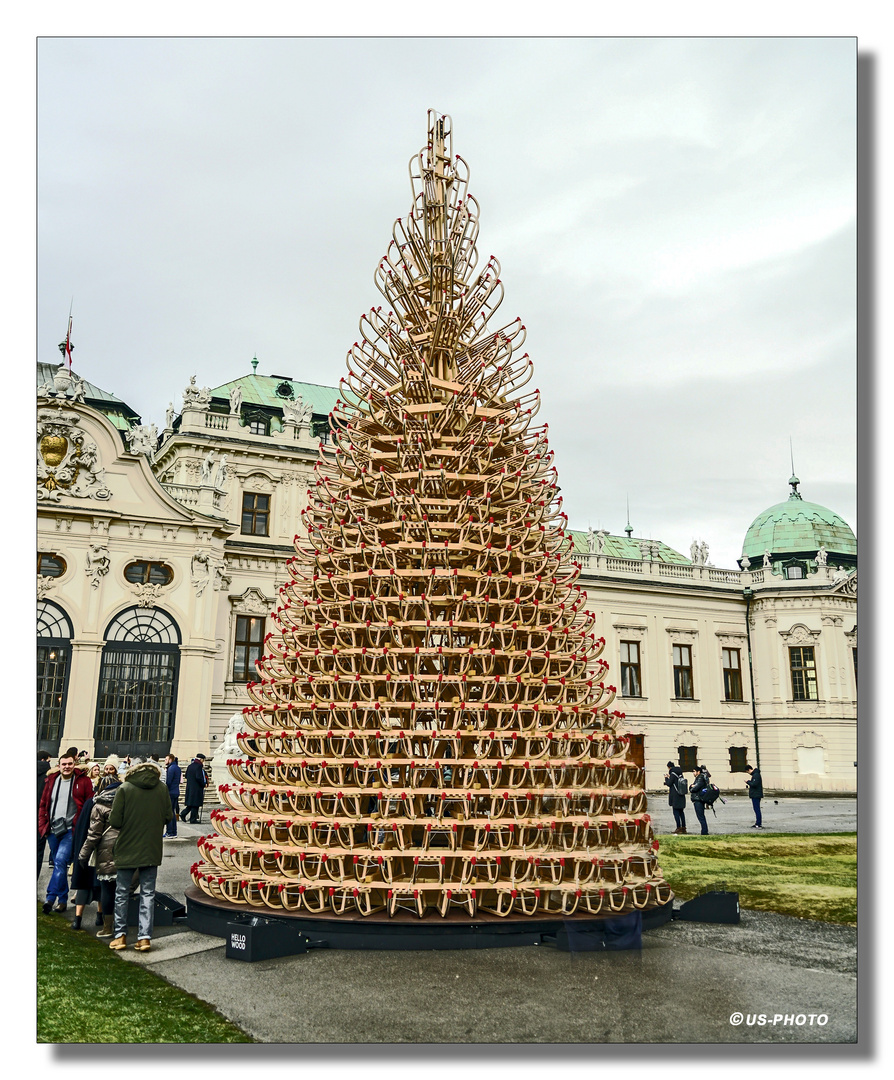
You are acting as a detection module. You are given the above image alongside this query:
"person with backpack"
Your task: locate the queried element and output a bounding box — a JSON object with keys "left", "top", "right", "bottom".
{"left": 663, "top": 761, "right": 688, "bottom": 834}
{"left": 689, "top": 765, "right": 711, "bottom": 835}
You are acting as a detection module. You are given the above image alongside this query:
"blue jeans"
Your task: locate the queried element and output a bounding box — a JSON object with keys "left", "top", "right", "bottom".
{"left": 692, "top": 800, "right": 709, "bottom": 834}
{"left": 751, "top": 797, "right": 763, "bottom": 826}
{"left": 114, "top": 866, "right": 158, "bottom": 940}
{"left": 46, "top": 830, "right": 73, "bottom": 904}
{"left": 672, "top": 807, "right": 686, "bottom": 830}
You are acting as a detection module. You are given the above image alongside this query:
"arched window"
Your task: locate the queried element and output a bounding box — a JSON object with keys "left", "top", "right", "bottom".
{"left": 37, "top": 600, "right": 73, "bottom": 755}
{"left": 94, "top": 607, "right": 181, "bottom": 758}
{"left": 123, "top": 561, "right": 174, "bottom": 586}
{"left": 38, "top": 553, "right": 67, "bottom": 578}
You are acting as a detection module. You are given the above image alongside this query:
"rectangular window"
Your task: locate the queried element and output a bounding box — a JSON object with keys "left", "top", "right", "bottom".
{"left": 722, "top": 647, "right": 743, "bottom": 701}
{"left": 673, "top": 644, "right": 693, "bottom": 699}
{"left": 729, "top": 746, "right": 749, "bottom": 772}
{"left": 620, "top": 641, "right": 642, "bottom": 697}
{"left": 233, "top": 615, "right": 265, "bottom": 682}
{"left": 241, "top": 492, "right": 270, "bottom": 536}
{"left": 37, "top": 644, "right": 70, "bottom": 745}
{"left": 677, "top": 745, "right": 698, "bottom": 771}
{"left": 790, "top": 645, "right": 818, "bottom": 701}
{"left": 95, "top": 647, "right": 177, "bottom": 745}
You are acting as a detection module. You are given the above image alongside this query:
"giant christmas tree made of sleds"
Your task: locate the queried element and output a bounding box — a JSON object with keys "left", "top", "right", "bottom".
{"left": 191, "top": 112, "right": 671, "bottom": 921}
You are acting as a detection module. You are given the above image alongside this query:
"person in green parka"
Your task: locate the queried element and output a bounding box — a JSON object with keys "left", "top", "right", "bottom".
{"left": 106, "top": 757, "right": 172, "bottom": 953}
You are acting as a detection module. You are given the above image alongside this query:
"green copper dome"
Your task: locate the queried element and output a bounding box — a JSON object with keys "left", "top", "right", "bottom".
{"left": 741, "top": 476, "right": 856, "bottom": 564}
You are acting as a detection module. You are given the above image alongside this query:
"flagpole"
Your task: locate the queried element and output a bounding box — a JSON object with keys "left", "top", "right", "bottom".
{"left": 65, "top": 299, "right": 73, "bottom": 369}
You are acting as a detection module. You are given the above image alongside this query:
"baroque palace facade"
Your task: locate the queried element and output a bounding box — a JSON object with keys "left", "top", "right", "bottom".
{"left": 37, "top": 359, "right": 857, "bottom": 793}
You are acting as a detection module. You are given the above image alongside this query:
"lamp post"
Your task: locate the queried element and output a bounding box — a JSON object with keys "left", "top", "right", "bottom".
{"left": 743, "top": 586, "right": 760, "bottom": 770}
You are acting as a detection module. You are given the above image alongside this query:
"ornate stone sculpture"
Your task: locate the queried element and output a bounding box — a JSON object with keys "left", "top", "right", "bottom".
{"left": 182, "top": 377, "right": 211, "bottom": 409}
{"left": 182, "top": 375, "right": 200, "bottom": 405}
{"left": 586, "top": 527, "right": 596, "bottom": 553}
{"left": 165, "top": 402, "right": 176, "bottom": 429}
{"left": 191, "top": 550, "right": 228, "bottom": 597}
{"left": 740, "top": 554, "right": 751, "bottom": 571}
{"left": 211, "top": 712, "right": 250, "bottom": 790}
{"left": 229, "top": 385, "right": 243, "bottom": 414}
{"left": 37, "top": 409, "right": 111, "bottom": 502}
{"left": 68, "top": 374, "right": 87, "bottom": 403}
{"left": 37, "top": 576, "right": 56, "bottom": 600}
{"left": 699, "top": 541, "right": 709, "bottom": 566}
{"left": 284, "top": 395, "right": 313, "bottom": 427}
{"left": 37, "top": 365, "right": 87, "bottom": 403}
{"left": 200, "top": 450, "right": 215, "bottom": 485}
{"left": 690, "top": 540, "right": 699, "bottom": 564}
{"left": 131, "top": 582, "right": 165, "bottom": 608}
{"left": 85, "top": 542, "right": 110, "bottom": 588}
{"left": 596, "top": 529, "right": 607, "bottom": 554}
{"left": 815, "top": 545, "right": 828, "bottom": 567}
{"left": 763, "top": 550, "right": 772, "bottom": 567}
{"left": 215, "top": 454, "right": 229, "bottom": 488}
{"left": 126, "top": 424, "right": 156, "bottom": 456}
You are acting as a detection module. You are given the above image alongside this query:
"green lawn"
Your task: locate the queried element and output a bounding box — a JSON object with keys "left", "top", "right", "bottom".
{"left": 656, "top": 832, "right": 857, "bottom": 925}
{"left": 37, "top": 912, "right": 254, "bottom": 1043}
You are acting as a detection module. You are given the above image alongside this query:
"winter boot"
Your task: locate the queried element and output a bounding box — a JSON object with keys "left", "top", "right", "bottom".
{"left": 96, "top": 915, "right": 115, "bottom": 939}
{"left": 68, "top": 914, "right": 83, "bottom": 930}
{"left": 95, "top": 911, "right": 104, "bottom": 926}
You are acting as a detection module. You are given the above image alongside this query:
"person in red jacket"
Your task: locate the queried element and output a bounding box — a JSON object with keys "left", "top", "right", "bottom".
{"left": 38, "top": 753, "right": 94, "bottom": 914}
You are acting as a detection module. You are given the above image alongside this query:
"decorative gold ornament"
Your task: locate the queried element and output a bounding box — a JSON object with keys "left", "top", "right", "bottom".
{"left": 40, "top": 435, "right": 68, "bottom": 468}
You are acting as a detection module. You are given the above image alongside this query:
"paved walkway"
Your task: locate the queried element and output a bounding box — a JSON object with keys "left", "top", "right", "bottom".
{"left": 38, "top": 796, "right": 858, "bottom": 1044}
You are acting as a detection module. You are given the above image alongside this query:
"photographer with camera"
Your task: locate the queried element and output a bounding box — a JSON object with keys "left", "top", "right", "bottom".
{"left": 689, "top": 765, "right": 712, "bottom": 835}
{"left": 38, "top": 752, "right": 94, "bottom": 914}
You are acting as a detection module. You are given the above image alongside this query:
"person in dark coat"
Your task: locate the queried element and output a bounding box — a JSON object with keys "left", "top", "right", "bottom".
{"left": 689, "top": 765, "right": 711, "bottom": 835}
{"left": 180, "top": 754, "right": 208, "bottom": 824}
{"left": 38, "top": 751, "right": 52, "bottom": 878}
{"left": 163, "top": 754, "right": 182, "bottom": 838}
{"left": 107, "top": 758, "right": 173, "bottom": 952}
{"left": 68, "top": 789, "right": 100, "bottom": 930}
{"left": 663, "top": 760, "right": 687, "bottom": 834}
{"left": 745, "top": 764, "right": 764, "bottom": 828}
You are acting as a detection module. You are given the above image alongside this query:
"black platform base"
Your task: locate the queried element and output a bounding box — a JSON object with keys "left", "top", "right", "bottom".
{"left": 127, "top": 891, "right": 186, "bottom": 928}
{"left": 185, "top": 886, "right": 674, "bottom": 959}
{"left": 676, "top": 890, "right": 740, "bottom": 924}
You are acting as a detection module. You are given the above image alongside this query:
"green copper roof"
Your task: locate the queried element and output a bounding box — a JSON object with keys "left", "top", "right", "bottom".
{"left": 741, "top": 478, "right": 856, "bottom": 560}
{"left": 209, "top": 373, "right": 345, "bottom": 417}
{"left": 569, "top": 530, "right": 689, "bottom": 563}
{"left": 37, "top": 362, "right": 141, "bottom": 431}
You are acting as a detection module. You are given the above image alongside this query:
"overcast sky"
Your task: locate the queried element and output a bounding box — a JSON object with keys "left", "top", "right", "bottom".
{"left": 36, "top": 36, "right": 856, "bottom": 570}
